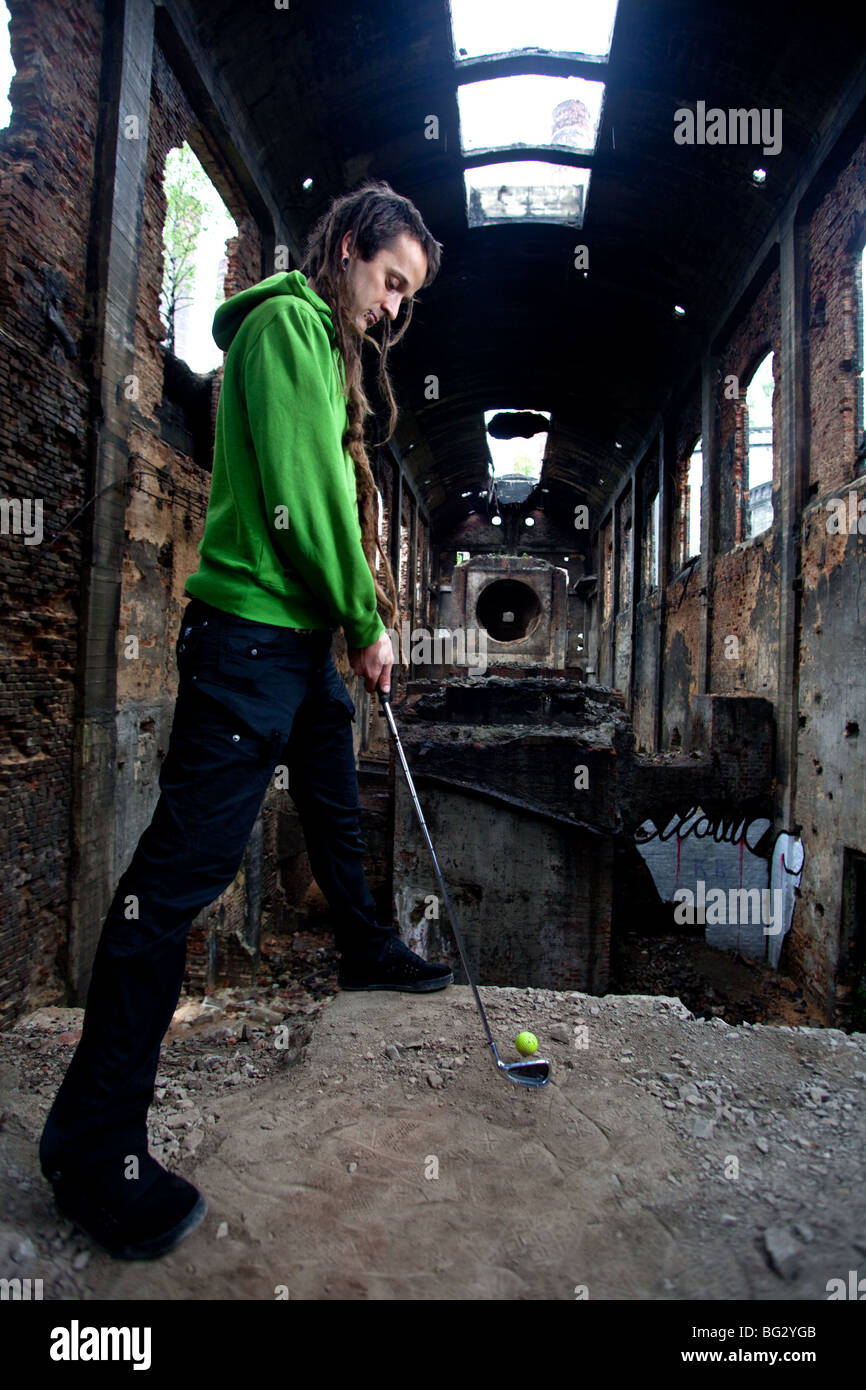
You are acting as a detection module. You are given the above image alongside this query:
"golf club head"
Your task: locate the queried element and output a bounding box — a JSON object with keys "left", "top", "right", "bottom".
{"left": 497, "top": 1058, "right": 551, "bottom": 1087}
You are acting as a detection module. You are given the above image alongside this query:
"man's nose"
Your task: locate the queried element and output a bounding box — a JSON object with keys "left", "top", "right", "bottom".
{"left": 382, "top": 291, "right": 402, "bottom": 321}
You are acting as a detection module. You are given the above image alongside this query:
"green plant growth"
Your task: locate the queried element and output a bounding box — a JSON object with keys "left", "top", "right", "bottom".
{"left": 160, "top": 143, "right": 227, "bottom": 355}
{"left": 507, "top": 454, "right": 541, "bottom": 479}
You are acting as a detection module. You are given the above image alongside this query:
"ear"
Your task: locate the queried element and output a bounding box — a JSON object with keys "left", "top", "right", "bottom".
{"left": 340, "top": 231, "right": 354, "bottom": 261}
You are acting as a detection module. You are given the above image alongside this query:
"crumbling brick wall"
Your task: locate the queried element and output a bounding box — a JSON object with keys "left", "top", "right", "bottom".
{"left": 0, "top": 0, "right": 104, "bottom": 1025}
{"left": 653, "top": 273, "right": 782, "bottom": 743}
{"left": 660, "top": 404, "right": 703, "bottom": 751}
{"left": 0, "top": 6, "right": 271, "bottom": 1025}
{"left": 807, "top": 139, "right": 866, "bottom": 496}
{"left": 793, "top": 143, "right": 866, "bottom": 1009}
{"left": 710, "top": 269, "right": 780, "bottom": 700}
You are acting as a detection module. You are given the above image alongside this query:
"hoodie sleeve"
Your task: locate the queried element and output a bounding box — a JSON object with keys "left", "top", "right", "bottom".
{"left": 242, "top": 302, "right": 387, "bottom": 650}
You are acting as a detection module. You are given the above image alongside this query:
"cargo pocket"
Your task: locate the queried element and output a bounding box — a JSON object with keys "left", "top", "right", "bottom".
{"left": 189, "top": 629, "right": 309, "bottom": 744}
{"left": 215, "top": 630, "right": 280, "bottom": 692}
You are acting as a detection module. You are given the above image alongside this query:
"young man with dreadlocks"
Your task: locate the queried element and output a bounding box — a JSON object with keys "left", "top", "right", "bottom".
{"left": 39, "top": 183, "right": 446, "bottom": 1259}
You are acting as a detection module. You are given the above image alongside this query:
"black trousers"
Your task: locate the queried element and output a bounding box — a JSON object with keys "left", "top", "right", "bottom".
{"left": 40, "top": 597, "right": 393, "bottom": 1169}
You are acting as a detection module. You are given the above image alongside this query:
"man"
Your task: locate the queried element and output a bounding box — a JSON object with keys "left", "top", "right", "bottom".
{"left": 39, "top": 183, "right": 447, "bottom": 1260}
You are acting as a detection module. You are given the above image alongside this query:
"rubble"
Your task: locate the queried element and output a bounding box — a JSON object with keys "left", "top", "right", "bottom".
{"left": 2, "top": 985, "right": 864, "bottom": 1299}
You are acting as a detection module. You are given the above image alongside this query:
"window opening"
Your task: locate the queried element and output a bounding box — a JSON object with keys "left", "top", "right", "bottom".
{"left": 161, "top": 143, "right": 238, "bottom": 374}
{"left": 746, "top": 353, "right": 774, "bottom": 537}
{"left": 0, "top": 1, "right": 12, "bottom": 131}
{"left": 687, "top": 437, "right": 703, "bottom": 561}
{"left": 449, "top": 0, "right": 618, "bottom": 62}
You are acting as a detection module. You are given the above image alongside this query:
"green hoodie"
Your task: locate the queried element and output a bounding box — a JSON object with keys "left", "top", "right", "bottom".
{"left": 184, "top": 270, "right": 386, "bottom": 650}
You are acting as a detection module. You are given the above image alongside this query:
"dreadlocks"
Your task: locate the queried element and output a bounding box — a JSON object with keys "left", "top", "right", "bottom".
{"left": 302, "top": 182, "right": 442, "bottom": 643}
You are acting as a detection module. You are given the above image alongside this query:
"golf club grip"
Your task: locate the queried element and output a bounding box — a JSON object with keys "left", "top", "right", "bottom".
{"left": 378, "top": 687, "right": 498, "bottom": 1055}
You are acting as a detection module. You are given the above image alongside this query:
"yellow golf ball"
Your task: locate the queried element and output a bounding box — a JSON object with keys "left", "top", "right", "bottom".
{"left": 515, "top": 1031, "right": 538, "bottom": 1056}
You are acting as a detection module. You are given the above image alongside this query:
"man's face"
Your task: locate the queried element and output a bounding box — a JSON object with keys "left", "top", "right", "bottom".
{"left": 341, "top": 230, "right": 428, "bottom": 335}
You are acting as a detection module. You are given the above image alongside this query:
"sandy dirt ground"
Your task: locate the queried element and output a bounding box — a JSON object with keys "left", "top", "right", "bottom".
{"left": 1, "top": 985, "right": 865, "bottom": 1301}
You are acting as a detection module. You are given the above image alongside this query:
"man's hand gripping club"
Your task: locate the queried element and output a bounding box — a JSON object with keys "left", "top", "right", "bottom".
{"left": 347, "top": 630, "right": 393, "bottom": 696}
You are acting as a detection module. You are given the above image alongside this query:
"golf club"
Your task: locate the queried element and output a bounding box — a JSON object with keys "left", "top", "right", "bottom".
{"left": 378, "top": 687, "right": 551, "bottom": 1088}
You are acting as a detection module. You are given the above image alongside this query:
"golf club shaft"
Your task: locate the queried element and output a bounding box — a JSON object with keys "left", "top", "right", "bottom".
{"left": 379, "top": 692, "right": 500, "bottom": 1060}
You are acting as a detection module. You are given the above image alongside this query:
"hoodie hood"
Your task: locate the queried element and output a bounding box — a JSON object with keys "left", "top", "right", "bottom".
{"left": 212, "top": 269, "right": 336, "bottom": 352}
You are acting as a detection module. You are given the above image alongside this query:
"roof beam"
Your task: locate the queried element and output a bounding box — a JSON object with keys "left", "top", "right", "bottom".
{"left": 455, "top": 52, "right": 608, "bottom": 84}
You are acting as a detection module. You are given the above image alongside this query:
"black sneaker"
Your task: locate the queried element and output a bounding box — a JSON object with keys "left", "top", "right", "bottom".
{"left": 338, "top": 934, "right": 453, "bottom": 993}
{"left": 43, "top": 1152, "right": 207, "bottom": 1261}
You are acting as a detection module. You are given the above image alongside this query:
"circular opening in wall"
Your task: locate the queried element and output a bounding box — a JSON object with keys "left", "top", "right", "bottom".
{"left": 476, "top": 579, "right": 542, "bottom": 643}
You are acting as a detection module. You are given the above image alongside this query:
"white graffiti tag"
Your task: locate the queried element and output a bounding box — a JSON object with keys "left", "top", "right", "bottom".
{"left": 634, "top": 806, "right": 804, "bottom": 963}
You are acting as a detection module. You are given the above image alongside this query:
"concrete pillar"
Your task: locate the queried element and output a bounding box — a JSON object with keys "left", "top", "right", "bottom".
{"left": 390, "top": 453, "right": 402, "bottom": 619}
{"left": 655, "top": 421, "right": 675, "bottom": 751}
{"left": 607, "top": 501, "right": 618, "bottom": 687}
{"left": 408, "top": 488, "right": 418, "bottom": 642}
{"left": 698, "top": 350, "right": 721, "bottom": 697}
{"left": 776, "top": 211, "right": 810, "bottom": 825}
{"left": 627, "top": 470, "right": 641, "bottom": 712}
{"left": 72, "top": 0, "right": 155, "bottom": 1001}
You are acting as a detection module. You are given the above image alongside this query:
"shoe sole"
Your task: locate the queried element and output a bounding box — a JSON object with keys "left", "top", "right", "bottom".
{"left": 111, "top": 1192, "right": 209, "bottom": 1261}
{"left": 338, "top": 973, "right": 453, "bottom": 994}
{"left": 54, "top": 1189, "right": 208, "bottom": 1262}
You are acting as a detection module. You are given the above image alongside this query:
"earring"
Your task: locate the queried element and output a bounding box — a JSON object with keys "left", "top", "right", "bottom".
{"left": 341, "top": 255, "right": 349, "bottom": 269}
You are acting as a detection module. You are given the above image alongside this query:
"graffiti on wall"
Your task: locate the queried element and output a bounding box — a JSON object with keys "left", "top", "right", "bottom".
{"left": 634, "top": 806, "right": 805, "bottom": 963}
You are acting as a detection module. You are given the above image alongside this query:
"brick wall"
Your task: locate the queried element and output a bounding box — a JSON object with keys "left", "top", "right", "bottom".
{"left": 660, "top": 404, "right": 703, "bottom": 749}
{"left": 710, "top": 269, "right": 780, "bottom": 699}
{"left": 792, "top": 143, "right": 866, "bottom": 1009}
{"left": 0, "top": 7, "right": 271, "bottom": 1023}
{"left": 807, "top": 141, "right": 866, "bottom": 497}
{"left": 0, "top": 0, "right": 104, "bottom": 1025}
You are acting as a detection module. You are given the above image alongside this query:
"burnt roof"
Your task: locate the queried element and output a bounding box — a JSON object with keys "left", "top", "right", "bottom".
{"left": 172, "top": 0, "right": 866, "bottom": 536}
